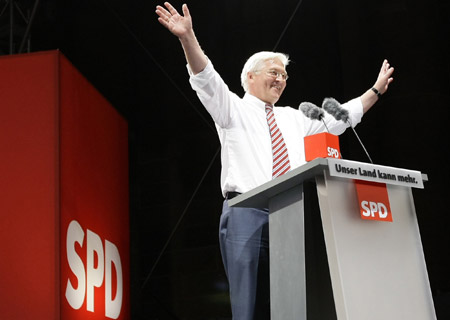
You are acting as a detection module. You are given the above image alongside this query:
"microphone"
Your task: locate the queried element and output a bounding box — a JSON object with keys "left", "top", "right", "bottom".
{"left": 300, "top": 102, "right": 324, "bottom": 120}
{"left": 322, "top": 97, "right": 373, "bottom": 164}
{"left": 322, "top": 97, "right": 349, "bottom": 122}
{"left": 300, "top": 102, "right": 329, "bottom": 132}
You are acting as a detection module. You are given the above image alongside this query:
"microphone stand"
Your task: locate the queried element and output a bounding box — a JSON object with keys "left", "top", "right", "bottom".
{"left": 347, "top": 120, "right": 373, "bottom": 164}
{"left": 320, "top": 117, "right": 330, "bottom": 132}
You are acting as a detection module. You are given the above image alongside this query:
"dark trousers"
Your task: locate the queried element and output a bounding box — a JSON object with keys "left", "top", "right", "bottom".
{"left": 219, "top": 200, "right": 270, "bottom": 320}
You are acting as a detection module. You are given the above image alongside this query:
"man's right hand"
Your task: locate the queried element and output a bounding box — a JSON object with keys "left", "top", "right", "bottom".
{"left": 156, "top": 2, "right": 193, "bottom": 40}
{"left": 155, "top": 2, "right": 208, "bottom": 75}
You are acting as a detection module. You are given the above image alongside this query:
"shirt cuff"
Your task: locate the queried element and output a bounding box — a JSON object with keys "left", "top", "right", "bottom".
{"left": 343, "top": 97, "right": 364, "bottom": 127}
{"left": 187, "top": 59, "right": 217, "bottom": 98}
{"left": 186, "top": 58, "right": 212, "bottom": 79}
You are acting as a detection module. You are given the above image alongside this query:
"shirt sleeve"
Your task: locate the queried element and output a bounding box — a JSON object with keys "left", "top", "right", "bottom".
{"left": 187, "top": 60, "right": 238, "bottom": 128}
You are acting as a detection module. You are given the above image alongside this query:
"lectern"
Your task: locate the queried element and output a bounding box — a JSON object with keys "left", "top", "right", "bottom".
{"left": 229, "top": 158, "right": 436, "bottom": 320}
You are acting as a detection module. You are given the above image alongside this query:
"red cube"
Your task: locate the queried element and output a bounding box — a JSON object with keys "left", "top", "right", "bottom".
{"left": 304, "top": 132, "right": 341, "bottom": 162}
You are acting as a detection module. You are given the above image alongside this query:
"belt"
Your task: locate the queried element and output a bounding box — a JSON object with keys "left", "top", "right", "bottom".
{"left": 226, "top": 191, "right": 241, "bottom": 200}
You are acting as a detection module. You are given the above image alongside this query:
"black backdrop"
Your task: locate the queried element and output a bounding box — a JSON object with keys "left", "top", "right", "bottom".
{"left": 2, "top": 0, "right": 449, "bottom": 318}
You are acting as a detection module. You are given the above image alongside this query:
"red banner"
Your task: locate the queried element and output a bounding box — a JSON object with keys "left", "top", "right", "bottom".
{"left": 59, "top": 53, "right": 129, "bottom": 320}
{"left": 0, "top": 51, "right": 129, "bottom": 319}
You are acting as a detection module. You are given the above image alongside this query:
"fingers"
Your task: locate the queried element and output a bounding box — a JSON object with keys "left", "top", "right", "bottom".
{"left": 380, "top": 59, "right": 388, "bottom": 74}
{"left": 182, "top": 3, "right": 190, "bottom": 18}
{"left": 385, "top": 67, "right": 394, "bottom": 82}
{"left": 379, "top": 59, "right": 394, "bottom": 85}
{"left": 156, "top": 10, "right": 169, "bottom": 28}
{"left": 382, "top": 59, "right": 394, "bottom": 74}
{"left": 373, "top": 59, "right": 395, "bottom": 94}
{"left": 156, "top": 5, "right": 170, "bottom": 21}
{"left": 164, "top": 2, "right": 179, "bottom": 16}
{"left": 156, "top": 3, "right": 179, "bottom": 28}
{"left": 156, "top": 2, "right": 187, "bottom": 28}
{"left": 155, "top": 6, "right": 165, "bottom": 17}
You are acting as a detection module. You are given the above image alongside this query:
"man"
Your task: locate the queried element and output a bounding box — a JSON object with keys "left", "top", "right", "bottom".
{"left": 156, "top": 2, "right": 394, "bottom": 319}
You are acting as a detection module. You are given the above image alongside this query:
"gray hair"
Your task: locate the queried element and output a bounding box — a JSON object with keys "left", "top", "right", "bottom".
{"left": 241, "top": 51, "right": 290, "bottom": 92}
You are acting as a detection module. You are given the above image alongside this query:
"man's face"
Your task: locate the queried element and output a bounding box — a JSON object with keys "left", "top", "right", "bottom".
{"left": 247, "top": 58, "right": 287, "bottom": 105}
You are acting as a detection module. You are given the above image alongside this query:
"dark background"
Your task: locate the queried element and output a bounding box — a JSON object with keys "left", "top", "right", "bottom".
{"left": 1, "top": 0, "right": 449, "bottom": 318}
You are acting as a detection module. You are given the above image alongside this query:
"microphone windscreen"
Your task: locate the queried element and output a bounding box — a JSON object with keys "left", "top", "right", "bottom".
{"left": 322, "top": 97, "right": 349, "bottom": 122}
{"left": 300, "top": 102, "right": 324, "bottom": 120}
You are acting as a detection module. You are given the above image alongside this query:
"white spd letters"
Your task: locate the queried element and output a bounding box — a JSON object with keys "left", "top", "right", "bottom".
{"left": 361, "top": 201, "right": 389, "bottom": 219}
{"left": 327, "top": 146, "right": 339, "bottom": 158}
{"left": 65, "top": 220, "right": 123, "bottom": 319}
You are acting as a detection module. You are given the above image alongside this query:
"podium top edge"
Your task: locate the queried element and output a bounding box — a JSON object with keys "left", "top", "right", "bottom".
{"left": 228, "top": 158, "right": 328, "bottom": 208}
{"left": 228, "top": 158, "right": 427, "bottom": 208}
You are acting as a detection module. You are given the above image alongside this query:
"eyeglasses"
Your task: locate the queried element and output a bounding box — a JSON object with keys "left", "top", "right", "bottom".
{"left": 264, "top": 69, "right": 289, "bottom": 81}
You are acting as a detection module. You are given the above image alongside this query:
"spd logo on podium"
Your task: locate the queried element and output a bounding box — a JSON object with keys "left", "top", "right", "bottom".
{"left": 355, "top": 180, "right": 393, "bottom": 222}
{"left": 304, "top": 132, "right": 341, "bottom": 162}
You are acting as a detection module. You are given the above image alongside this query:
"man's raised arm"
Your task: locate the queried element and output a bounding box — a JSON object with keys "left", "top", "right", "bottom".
{"left": 360, "top": 59, "right": 395, "bottom": 113}
{"left": 156, "top": 2, "right": 208, "bottom": 74}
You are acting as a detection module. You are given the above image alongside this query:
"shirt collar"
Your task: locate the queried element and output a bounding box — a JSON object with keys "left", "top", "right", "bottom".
{"left": 243, "top": 93, "right": 272, "bottom": 109}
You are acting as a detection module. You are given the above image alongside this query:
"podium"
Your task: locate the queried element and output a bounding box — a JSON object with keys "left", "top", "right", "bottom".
{"left": 229, "top": 158, "right": 436, "bottom": 320}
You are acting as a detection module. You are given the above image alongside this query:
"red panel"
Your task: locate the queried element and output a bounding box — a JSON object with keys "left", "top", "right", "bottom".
{"left": 304, "top": 132, "right": 341, "bottom": 161}
{"left": 0, "top": 51, "right": 60, "bottom": 318}
{"left": 0, "top": 50, "right": 129, "bottom": 320}
{"left": 59, "top": 54, "right": 130, "bottom": 320}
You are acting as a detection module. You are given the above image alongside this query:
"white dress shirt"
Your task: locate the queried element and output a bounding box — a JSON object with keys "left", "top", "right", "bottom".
{"left": 188, "top": 61, "right": 364, "bottom": 197}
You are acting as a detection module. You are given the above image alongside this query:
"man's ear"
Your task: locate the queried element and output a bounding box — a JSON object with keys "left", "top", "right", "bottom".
{"left": 247, "top": 72, "right": 254, "bottom": 83}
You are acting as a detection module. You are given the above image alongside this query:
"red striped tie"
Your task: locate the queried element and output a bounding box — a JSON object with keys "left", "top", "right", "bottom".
{"left": 265, "top": 104, "right": 291, "bottom": 178}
